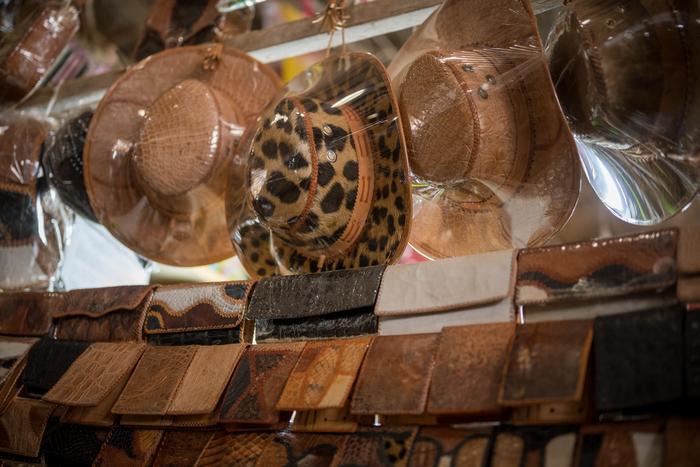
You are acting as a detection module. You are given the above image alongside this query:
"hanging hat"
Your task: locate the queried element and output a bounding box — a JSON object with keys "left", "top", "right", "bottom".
{"left": 547, "top": 0, "right": 700, "bottom": 225}
{"left": 84, "top": 44, "right": 282, "bottom": 266}
{"left": 226, "top": 53, "right": 412, "bottom": 277}
{"left": 43, "top": 110, "right": 97, "bottom": 222}
{"left": 389, "top": 0, "right": 581, "bottom": 260}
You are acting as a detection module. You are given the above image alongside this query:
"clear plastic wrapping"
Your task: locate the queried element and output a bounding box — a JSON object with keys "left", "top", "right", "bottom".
{"left": 0, "top": 1, "right": 79, "bottom": 104}
{"left": 0, "top": 113, "right": 73, "bottom": 291}
{"left": 388, "top": 0, "right": 581, "bottom": 260}
{"left": 546, "top": 0, "right": 700, "bottom": 225}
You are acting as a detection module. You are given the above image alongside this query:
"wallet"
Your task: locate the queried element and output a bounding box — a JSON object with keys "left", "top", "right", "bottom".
{"left": 410, "top": 426, "right": 491, "bottom": 467}
{"left": 197, "top": 431, "right": 273, "bottom": 466}
{"left": 21, "top": 337, "right": 90, "bottom": 397}
{"left": 0, "top": 293, "right": 53, "bottom": 337}
{"left": 0, "top": 396, "right": 55, "bottom": 458}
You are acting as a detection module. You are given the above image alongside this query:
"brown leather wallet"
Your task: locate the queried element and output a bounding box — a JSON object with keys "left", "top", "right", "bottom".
{"left": 92, "top": 428, "right": 164, "bottom": 467}
{"left": 0, "top": 292, "right": 53, "bottom": 336}
{"left": 332, "top": 427, "right": 418, "bottom": 466}
{"left": 196, "top": 431, "right": 272, "bottom": 466}
{"left": 255, "top": 432, "right": 348, "bottom": 466}
{"left": 0, "top": 396, "right": 55, "bottom": 458}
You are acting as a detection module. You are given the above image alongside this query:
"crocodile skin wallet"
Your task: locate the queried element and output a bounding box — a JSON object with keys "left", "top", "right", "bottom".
{"left": 351, "top": 333, "right": 439, "bottom": 415}
{"left": 21, "top": 338, "right": 90, "bottom": 397}
{"left": 594, "top": 306, "right": 684, "bottom": 412}
{"left": 0, "top": 292, "right": 53, "bottom": 336}
{"left": 375, "top": 250, "right": 516, "bottom": 335}
{"left": 92, "top": 428, "right": 164, "bottom": 467}
{"left": 144, "top": 282, "right": 252, "bottom": 345}
{"left": 51, "top": 286, "right": 155, "bottom": 342}
{"left": 249, "top": 267, "right": 383, "bottom": 342}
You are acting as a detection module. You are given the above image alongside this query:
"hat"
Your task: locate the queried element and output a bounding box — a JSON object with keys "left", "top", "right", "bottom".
{"left": 390, "top": 0, "right": 580, "bottom": 259}
{"left": 84, "top": 44, "right": 282, "bottom": 266}
{"left": 547, "top": 0, "right": 700, "bottom": 225}
{"left": 226, "top": 53, "right": 412, "bottom": 277}
{"left": 43, "top": 110, "right": 97, "bottom": 222}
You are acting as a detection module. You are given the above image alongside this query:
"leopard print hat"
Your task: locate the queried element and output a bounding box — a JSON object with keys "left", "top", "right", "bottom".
{"left": 226, "top": 53, "right": 412, "bottom": 277}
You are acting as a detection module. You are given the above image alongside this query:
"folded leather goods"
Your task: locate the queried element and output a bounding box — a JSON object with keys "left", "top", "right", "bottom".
{"left": 40, "top": 421, "right": 108, "bottom": 467}
{"left": 0, "top": 337, "right": 36, "bottom": 414}
{"left": 255, "top": 432, "right": 348, "bottom": 466}
{"left": 144, "top": 281, "right": 252, "bottom": 344}
{"left": 409, "top": 427, "right": 491, "bottom": 467}
{"left": 150, "top": 430, "right": 212, "bottom": 467}
{"left": 92, "top": 428, "right": 164, "bottom": 467}
{"left": 219, "top": 342, "right": 305, "bottom": 425}
{"left": 664, "top": 419, "right": 700, "bottom": 467}
{"left": 351, "top": 333, "right": 439, "bottom": 415}
{"left": 276, "top": 337, "right": 372, "bottom": 411}
{"left": 332, "top": 427, "right": 418, "bottom": 466}
{"left": 196, "top": 431, "right": 272, "bottom": 466}
{"left": 21, "top": 338, "right": 90, "bottom": 397}
{"left": 375, "top": 250, "right": 516, "bottom": 335}
{"left": 594, "top": 306, "right": 684, "bottom": 413}
{"left": 0, "top": 396, "right": 55, "bottom": 458}
{"left": 51, "top": 286, "right": 155, "bottom": 342}
{"left": 428, "top": 323, "right": 514, "bottom": 417}
{"left": 576, "top": 422, "right": 663, "bottom": 467}
{"left": 249, "top": 267, "right": 383, "bottom": 342}
{"left": 488, "top": 425, "right": 578, "bottom": 467}
{"left": 0, "top": 293, "right": 52, "bottom": 336}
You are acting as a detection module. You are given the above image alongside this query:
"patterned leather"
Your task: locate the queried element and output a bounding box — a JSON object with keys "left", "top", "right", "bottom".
{"left": 219, "top": 342, "right": 305, "bottom": 424}
{"left": 92, "top": 428, "right": 164, "bottom": 467}
{"left": 43, "top": 342, "right": 146, "bottom": 406}
{"left": 40, "top": 420, "right": 108, "bottom": 467}
{"left": 146, "top": 328, "right": 241, "bottom": 346}
{"left": 195, "top": 431, "right": 272, "bottom": 467}
{"left": 686, "top": 310, "right": 700, "bottom": 400}
{"left": 488, "top": 426, "right": 577, "bottom": 467}
{"left": 332, "top": 427, "right": 418, "bottom": 467}
{"left": 277, "top": 337, "right": 372, "bottom": 410}
{"left": 251, "top": 267, "right": 383, "bottom": 342}
{"left": 61, "top": 368, "right": 132, "bottom": 427}
{"left": 21, "top": 338, "right": 90, "bottom": 397}
{"left": 256, "top": 432, "right": 347, "bottom": 466}
{"left": 112, "top": 345, "right": 195, "bottom": 415}
{"left": 428, "top": 323, "right": 513, "bottom": 416}
{"left": 0, "top": 292, "right": 53, "bottom": 336}
{"left": 594, "top": 306, "right": 684, "bottom": 412}
{"left": 408, "top": 427, "right": 491, "bottom": 467}
{"left": 144, "top": 282, "right": 251, "bottom": 335}
{"left": 0, "top": 397, "right": 54, "bottom": 458}
{"left": 151, "top": 430, "right": 213, "bottom": 467}
{"left": 351, "top": 334, "right": 439, "bottom": 415}
{"left": 500, "top": 320, "right": 593, "bottom": 404}
{"left": 516, "top": 230, "right": 677, "bottom": 305}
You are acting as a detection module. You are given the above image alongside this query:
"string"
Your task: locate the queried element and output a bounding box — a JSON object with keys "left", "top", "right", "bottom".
{"left": 313, "top": 0, "right": 350, "bottom": 56}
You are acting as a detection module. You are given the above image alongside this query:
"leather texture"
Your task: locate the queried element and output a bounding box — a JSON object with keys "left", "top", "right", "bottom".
{"left": 43, "top": 342, "right": 146, "bottom": 407}
{"left": 195, "top": 431, "right": 272, "bottom": 467}
{"left": 428, "top": 323, "right": 514, "bottom": 415}
{"left": 151, "top": 430, "right": 212, "bottom": 467}
{"left": 489, "top": 426, "right": 577, "bottom": 467}
{"left": 576, "top": 423, "right": 663, "bottom": 467}
{"left": 112, "top": 345, "right": 195, "bottom": 415}
{"left": 0, "top": 397, "right": 54, "bottom": 458}
{"left": 146, "top": 328, "right": 241, "bottom": 346}
{"left": 167, "top": 344, "right": 245, "bottom": 415}
{"left": 21, "top": 338, "right": 90, "bottom": 397}
{"left": 500, "top": 320, "right": 593, "bottom": 405}
{"left": 51, "top": 286, "right": 154, "bottom": 342}
{"left": 687, "top": 309, "right": 700, "bottom": 400}
{"left": 0, "top": 292, "right": 53, "bottom": 336}
{"left": 219, "top": 342, "right": 305, "bottom": 424}
{"left": 144, "top": 281, "right": 251, "bottom": 335}
{"left": 92, "top": 428, "right": 164, "bottom": 467}
{"left": 376, "top": 250, "right": 515, "bottom": 336}
{"left": 663, "top": 419, "right": 700, "bottom": 467}
{"left": 516, "top": 230, "right": 677, "bottom": 305}
{"left": 61, "top": 368, "right": 130, "bottom": 427}
{"left": 594, "top": 306, "right": 684, "bottom": 412}
{"left": 0, "top": 337, "right": 35, "bottom": 388}
{"left": 256, "top": 432, "right": 347, "bottom": 466}
{"left": 351, "top": 333, "right": 439, "bottom": 415}
{"left": 332, "top": 427, "right": 418, "bottom": 467}
{"left": 277, "top": 337, "right": 372, "bottom": 410}
{"left": 40, "top": 421, "right": 108, "bottom": 467}
{"left": 408, "top": 427, "right": 491, "bottom": 467}
{"left": 677, "top": 226, "right": 700, "bottom": 274}
{"left": 250, "top": 267, "right": 383, "bottom": 342}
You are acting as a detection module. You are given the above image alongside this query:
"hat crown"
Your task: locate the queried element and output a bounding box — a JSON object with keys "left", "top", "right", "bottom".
{"left": 133, "top": 79, "right": 223, "bottom": 197}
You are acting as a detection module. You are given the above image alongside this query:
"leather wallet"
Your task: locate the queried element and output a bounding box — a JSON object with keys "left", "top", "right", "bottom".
{"left": 40, "top": 421, "right": 108, "bottom": 467}
{"left": 594, "top": 306, "right": 684, "bottom": 412}
{"left": 375, "top": 250, "right": 516, "bottom": 335}
{"left": 0, "top": 337, "right": 36, "bottom": 414}
{"left": 196, "top": 431, "right": 273, "bottom": 466}
{"left": 276, "top": 337, "right": 372, "bottom": 411}
{"left": 0, "top": 292, "right": 53, "bottom": 336}
{"left": 256, "top": 432, "right": 348, "bottom": 466}
{"left": 21, "top": 337, "right": 90, "bottom": 397}
{"left": 428, "top": 323, "right": 514, "bottom": 417}
{"left": 575, "top": 422, "right": 663, "bottom": 467}
{"left": 350, "top": 333, "right": 439, "bottom": 415}
{"left": 249, "top": 267, "right": 383, "bottom": 342}
{"left": 150, "top": 430, "right": 212, "bottom": 467}
{"left": 51, "top": 286, "right": 155, "bottom": 342}
{"left": 43, "top": 342, "right": 147, "bottom": 407}
{"left": 516, "top": 230, "right": 677, "bottom": 306}
{"left": 687, "top": 309, "right": 700, "bottom": 400}
{"left": 409, "top": 426, "right": 491, "bottom": 467}
{"left": 663, "top": 419, "right": 700, "bottom": 467}
{"left": 144, "top": 281, "right": 252, "bottom": 345}
{"left": 92, "top": 428, "right": 164, "bottom": 467}
{"left": 219, "top": 342, "right": 305, "bottom": 425}
{"left": 332, "top": 427, "right": 418, "bottom": 467}
{"left": 0, "top": 396, "right": 55, "bottom": 458}
{"left": 488, "top": 425, "right": 577, "bottom": 467}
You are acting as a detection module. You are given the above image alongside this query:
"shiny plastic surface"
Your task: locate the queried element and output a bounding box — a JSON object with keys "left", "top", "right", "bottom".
{"left": 547, "top": 0, "right": 700, "bottom": 225}
{"left": 84, "top": 44, "right": 281, "bottom": 266}
{"left": 388, "top": 0, "right": 581, "bottom": 260}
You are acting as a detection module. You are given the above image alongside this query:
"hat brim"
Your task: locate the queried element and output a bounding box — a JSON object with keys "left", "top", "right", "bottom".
{"left": 228, "top": 53, "right": 412, "bottom": 276}
{"left": 84, "top": 45, "right": 282, "bottom": 266}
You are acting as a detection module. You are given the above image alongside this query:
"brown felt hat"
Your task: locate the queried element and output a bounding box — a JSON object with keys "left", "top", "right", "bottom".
{"left": 391, "top": 0, "right": 581, "bottom": 259}
{"left": 226, "top": 53, "right": 412, "bottom": 278}
{"left": 84, "top": 44, "right": 282, "bottom": 266}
